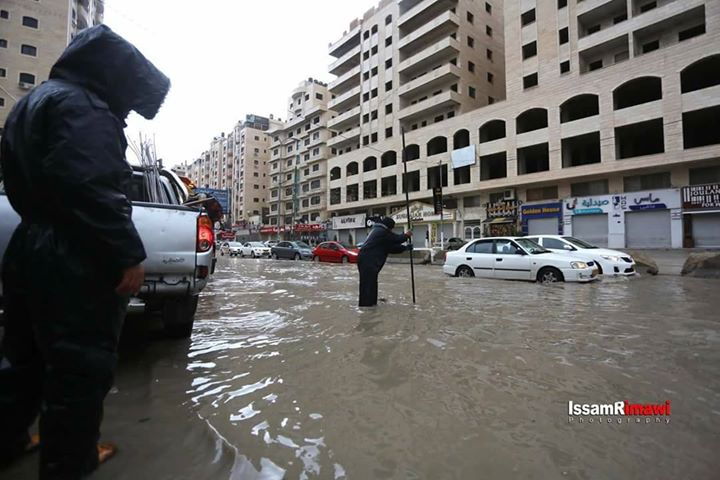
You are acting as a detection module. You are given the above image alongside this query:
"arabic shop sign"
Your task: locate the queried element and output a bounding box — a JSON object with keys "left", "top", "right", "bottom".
{"left": 682, "top": 183, "right": 720, "bottom": 210}
{"left": 331, "top": 213, "right": 367, "bottom": 230}
{"left": 486, "top": 200, "right": 518, "bottom": 218}
{"left": 566, "top": 190, "right": 680, "bottom": 216}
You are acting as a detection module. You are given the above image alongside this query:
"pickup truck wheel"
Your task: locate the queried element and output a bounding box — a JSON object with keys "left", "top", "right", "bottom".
{"left": 162, "top": 295, "right": 199, "bottom": 339}
{"left": 294, "top": 253, "right": 301, "bottom": 260}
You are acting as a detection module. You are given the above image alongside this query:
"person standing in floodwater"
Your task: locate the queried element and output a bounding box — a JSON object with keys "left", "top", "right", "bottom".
{"left": 357, "top": 217, "right": 412, "bottom": 307}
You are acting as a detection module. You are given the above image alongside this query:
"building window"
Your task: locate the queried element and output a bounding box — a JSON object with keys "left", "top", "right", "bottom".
{"left": 558, "top": 0, "right": 567, "bottom": 9}
{"left": 385, "top": 80, "right": 392, "bottom": 91}
{"left": 385, "top": 127, "right": 393, "bottom": 138}
{"left": 19, "top": 72, "right": 35, "bottom": 85}
{"left": 487, "top": 72, "right": 494, "bottom": 83}
{"left": 486, "top": 49, "right": 493, "bottom": 61}
{"left": 679, "top": 24, "right": 705, "bottom": 42}
{"left": 486, "top": 26, "right": 493, "bottom": 37}
{"left": 363, "top": 31, "right": 370, "bottom": 40}
{"left": 521, "top": 9, "right": 536, "bottom": 26}
{"left": 559, "top": 27, "right": 569, "bottom": 45}
{"left": 371, "top": 45, "right": 378, "bottom": 55}
{"left": 385, "top": 15, "right": 392, "bottom": 25}
{"left": 588, "top": 59, "right": 603, "bottom": 71}
{"left": 522, "top": 41, "right": 537, "bottom": 59}
{"left": 385, "top": 58, "right": 392, "bottom": 69}
{"left": 488, "top": 96, "right": 495, "bottom": 104}
{"left": 640, "top": 2, "right": 657, "bottom": 13}
{"left": 468, "top": 61, "right": 475, "bottom": 73}
{"left": 371, "top": 88, "right": 378, "bottom": 98}
{"left": 0, "top": 10, "right": 8, "bottom": 19}
{"left": 371, "top": 66, "right": 378, "bottom": 76}
{"left": 450, "top": 83, "right": 458, "bottom": 92}
{"left": 315, "top": 93, "right": 323, "bottom": 100}
{"left": 467, "top": 36, "right": 475, "bottom": 48}
{"left": 371, "top": 25, "right": 378, "bottom": 34}
{"left": 385, "top": 36, "right": 392, "bottom": 47}
{"left": 560, "top": 60, "right": 570, "bottom": 73}
{"left": 0, "top": 39, "right": 7, "bottom": 48}
{"left": 523, "top": 73, "right": 538, "bottom": 89}
{"left": 0, "top": 97, "right": 5, "bottom": 107}
{"left": 0, "top": 67, "right": 6, "bottom": 78}
{"left": 623, "top": 172, "right": 670, "bottom": 192}
{"left": 468, "top": 86, "right": 476, "bottom": 98}
{"left": 485, "top": 2, "right": 492, "bottom": 14}
{"left": 467, "top": 12, "right": 474, "bottom": 24}
{"left": 642, "top": 40, "right": 659, "bottom": 54}
{"left": 22, "top": 16, "right": 39, "bottom": 28}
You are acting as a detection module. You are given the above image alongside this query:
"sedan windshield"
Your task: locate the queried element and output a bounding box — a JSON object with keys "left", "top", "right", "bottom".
{"left": 514, "top": 238, "right": 550, "bottom": 254}
{"left": 562, "top": 236, "right": 597, "bottom": 249}
{"left": 228, "top": 242, "right": 241, "bottom": 247}
{"left": 249, "top": 242, "right": 264, "bottom": 247}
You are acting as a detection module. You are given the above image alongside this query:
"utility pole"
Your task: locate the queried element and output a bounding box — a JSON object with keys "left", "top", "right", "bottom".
{"left": 439, "top": 159, "right": 444, "bottom": 249}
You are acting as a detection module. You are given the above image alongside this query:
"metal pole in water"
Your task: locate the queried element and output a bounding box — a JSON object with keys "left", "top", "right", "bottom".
{"left": 401, "top": 128, "right": 416, "bottom": 304}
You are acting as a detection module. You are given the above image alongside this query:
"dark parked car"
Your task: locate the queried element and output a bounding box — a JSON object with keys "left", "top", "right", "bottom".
{"left": 446, "top": 237, "right": 467, "bottom": 251}
{"left": 271, "top": 241, "right": 313, "bottom": 260}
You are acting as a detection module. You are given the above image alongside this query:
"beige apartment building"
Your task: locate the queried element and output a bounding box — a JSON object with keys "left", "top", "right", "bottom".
{"left": 326, "top": 0, "right": 720, "bottom": 249}
{"left": 264, "top": 79, "right": 334, "bottom": 242}
{"left": 186, "top": 114, "right": 281, "bottom": 226}
{"left": 0, "top": 0, "right": 103, "bottom": 130}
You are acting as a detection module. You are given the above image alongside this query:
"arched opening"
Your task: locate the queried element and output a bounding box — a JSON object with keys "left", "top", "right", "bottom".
{"left": 613, "top": 76, "right": 662, "bottom": 110}
{"left": 381, "top": 151, "right": 397, "bottom": 167}
{"left": 479, "top": 120, "right": 506, "bottom": 143}
{"left": 346, "top": 161, "right": 358, "bottom": 176}
{"left": 681, "top": 55, "right": 720, "bottom": 93}
{"left": 453, "top": 129, "right": 470, "bottom": 149}
{"left": 363, "top": 156, "right": 377, "bottom": 172}
{"left": 560, "top": 94, "right": 599, "bottom": 123}
{"left": 516, "top": 108, "right": 548, "bottom": 134}
{"left": 330, "top": 167, "right": 341, "bottom": 180}
{"left": 405, "top": 144, "right": 420, "bottom": 161}
{"left": 427, "top": 136, "right": 448, "bottom": 156}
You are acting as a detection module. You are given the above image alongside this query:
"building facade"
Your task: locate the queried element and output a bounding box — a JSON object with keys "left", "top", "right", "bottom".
{"left": 0, "top": 0, "right": 104, "bottom": 130}
{"left": 325, "top": 0, "right": 720, "bottom": 249}
{"left": 186, "top": 114, "right": 281, "bottom": 226}
{"left": 265, "top": 79, "right": 334, "bottom": 242}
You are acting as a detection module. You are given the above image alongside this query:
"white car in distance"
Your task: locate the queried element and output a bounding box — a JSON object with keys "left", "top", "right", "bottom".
{"left": 443, "top": 237, "right": 599, "bottom": 283}
{"left": 240, "top": 241, "right": 271, "bottom": 258}
{"left": 524, "top": 235, "right": 636, "bottom": 276}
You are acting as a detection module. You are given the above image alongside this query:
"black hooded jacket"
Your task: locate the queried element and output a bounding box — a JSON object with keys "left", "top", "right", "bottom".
{"left": 358, "top": 219, "right": 409, "bottom": 269}
{"left": 0, "top": 25, "right": 171, "bottom": 275}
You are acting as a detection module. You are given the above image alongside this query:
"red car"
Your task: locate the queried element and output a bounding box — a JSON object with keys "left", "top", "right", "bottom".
{"left": 312, "top": 241, "right": 359, "bottom": 263}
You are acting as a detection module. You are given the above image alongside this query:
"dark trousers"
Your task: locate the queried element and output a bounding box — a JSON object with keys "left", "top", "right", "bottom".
{"left": 357, "top": 255, "right": 383, "bottom": 307}
{"left": 0, "top": 224, "right": 126, "bottom": 479}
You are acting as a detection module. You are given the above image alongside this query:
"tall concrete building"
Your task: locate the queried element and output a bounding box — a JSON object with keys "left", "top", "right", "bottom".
{"left": 265, "top": 78, "right": 334, "bottom": 242}
{"left": 326, "top": 0, "right": 720, "bottom": 249}
{"left": 186, "top": 114, "right": 281, "bottom": 226}
{"left": 0, "top": 0, "right": 104, "bottom": 130}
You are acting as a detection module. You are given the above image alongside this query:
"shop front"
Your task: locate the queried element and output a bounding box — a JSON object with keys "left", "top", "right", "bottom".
{"left": 563, "top": 189, "right": 682, "bottom": 248}
{"left": 259, "top": 223, "right": 328, "bottom": 244}
{"left": 484, "top": 200, "right": 518, "bottom": 237}
{"left": 390, "top": 202, "right": 456, "bottom": 247}
{"left": 521, "top": 202, "right": 563, "bottom": 236}
{"left": 682, "top": 183, "right": 720, "bottom": 247}
{"left": 328, "top": 213, "right": 367, "bottom": 246}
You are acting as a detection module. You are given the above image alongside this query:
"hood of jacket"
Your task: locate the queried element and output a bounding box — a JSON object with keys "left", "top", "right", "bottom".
{"left": 49, "top": 25, "right": 170, "bottom": 120}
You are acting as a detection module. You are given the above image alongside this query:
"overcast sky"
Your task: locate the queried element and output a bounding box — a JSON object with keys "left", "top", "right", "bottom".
{"left": 104, "top": 0, "right": 379, "bottom": 167}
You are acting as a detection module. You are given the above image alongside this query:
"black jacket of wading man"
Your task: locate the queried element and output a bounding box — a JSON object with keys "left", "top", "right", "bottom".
{"left": 358, "top": 222, "right": 409, "bottom": 270}
{"left": 1, "top": 24, "right": 172, "bottom": 280}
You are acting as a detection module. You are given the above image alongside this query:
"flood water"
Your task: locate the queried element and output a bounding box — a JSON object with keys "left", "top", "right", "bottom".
{"left": 6, "top": 258, "right": 720, "bottom": 479}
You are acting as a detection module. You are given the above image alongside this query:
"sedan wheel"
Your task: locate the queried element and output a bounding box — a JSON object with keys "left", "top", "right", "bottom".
{"left": 313, "top": 256, "right": 320, "bottom": 262}
{"left": 251, "top": 251, "right": 256, "bottom": 258}
{"left": 341, "top": 256, "right": 349, "bottom": 264}
{"left": 538, "top": 267, "right": 563, "bottom": 284}
{"left": 294, "top": 253, "right": 301, "bottom": 260}
{"left": 456, "top": 265, "right": 474, "bottom": 278}
{"left": 272, "top": 253, "right": 278, "bottom": 260}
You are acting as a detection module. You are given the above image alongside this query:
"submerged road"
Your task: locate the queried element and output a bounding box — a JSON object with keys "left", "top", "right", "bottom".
{"left": 5, "top": 257, "right": 720, "bottom": 479}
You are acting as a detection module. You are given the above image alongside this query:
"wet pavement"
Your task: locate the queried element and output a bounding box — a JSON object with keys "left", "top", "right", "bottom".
{"left": 5, "top": 257, "right": 720, "bottom": 479}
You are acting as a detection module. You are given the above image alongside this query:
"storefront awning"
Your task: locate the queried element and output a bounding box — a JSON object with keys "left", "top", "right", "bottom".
{"left": 483, "top": 217, "right": 515, "bottom": 224}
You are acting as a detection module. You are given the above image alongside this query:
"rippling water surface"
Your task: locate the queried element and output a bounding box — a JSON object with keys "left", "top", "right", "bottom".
{"left": 8, "top": 257, "right": 720, "bottom": 480}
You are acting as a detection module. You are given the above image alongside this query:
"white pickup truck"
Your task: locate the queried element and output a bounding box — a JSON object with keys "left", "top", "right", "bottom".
{"left": 0, "top": 167, "right": 215, "bottom": 338}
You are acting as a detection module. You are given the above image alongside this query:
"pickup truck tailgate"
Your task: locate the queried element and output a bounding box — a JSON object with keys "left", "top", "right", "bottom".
{"left": 132, "top": 203, "right": 199, "bottom": 275}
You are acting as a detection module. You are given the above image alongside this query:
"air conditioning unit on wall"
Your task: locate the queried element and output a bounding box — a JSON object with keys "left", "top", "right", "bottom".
{"left": 502, "top": 189, "right": 515, "bottom": 200}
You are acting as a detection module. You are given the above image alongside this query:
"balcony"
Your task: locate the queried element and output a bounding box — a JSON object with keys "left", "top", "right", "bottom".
{"left": 398, "top": 36, "right": 460, "bottom": 77}
{"left": 328, "top": 85, "right": 362, "bottom": 111}
{"left": 398, "top": 11, "right": 459, "bottom": 54}
{"left": 612, "top": 100, "right": 662, "bottom": 128}
{"left": 329, "top": 65, "right": 361, "bottom": 95}
{"left": 398, "top": 63, "right": 461, "bottom": 98}
{"left": 398, "top": 0, "right": 458, "bottom": 34}
{"left": 329, "top": 44, "right": 362, "bottom": 76}
{"left": 398, "top": 90, "right": 462, "bottom": 122}
{"left": 327, "top": 126, "right": 361, "bottom": 148}
{"left": 329, "top": 24, "right": 361, "bottom": 58}
{"left": 327, "top": 105, "right": 361, "bottom": 130}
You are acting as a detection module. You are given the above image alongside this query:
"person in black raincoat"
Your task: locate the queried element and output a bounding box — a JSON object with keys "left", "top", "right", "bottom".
{"left": 357, "top": 217, "right": 412, "bottom": 307}
{"left": 0, "top": 25, "right": 170, "bottom": 478}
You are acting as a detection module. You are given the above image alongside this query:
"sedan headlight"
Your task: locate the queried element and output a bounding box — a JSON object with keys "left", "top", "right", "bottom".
{"left": 570, "top": 261, "right": 588, "bottom": 269}
{"left": 601, "top": 255, "right": 621, "bottom": 262}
